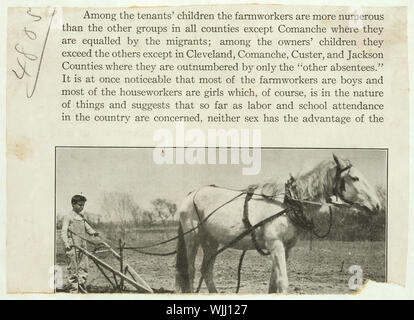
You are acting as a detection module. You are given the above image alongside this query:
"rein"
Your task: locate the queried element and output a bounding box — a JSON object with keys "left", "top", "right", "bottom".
{"left": 122, "top": 163, "right": 350, "bottom": 254}
{"left": 283, "top": 196, "right": 333, "bottom": 239}
{"left": 68, "top": 190, "right": 247, "bottom": 256}
{"left": 121, "top": 191, "right": 245, "bottom": 252}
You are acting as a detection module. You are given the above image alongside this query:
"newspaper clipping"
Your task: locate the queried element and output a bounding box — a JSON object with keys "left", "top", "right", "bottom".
{"left": 4, "top": 3, "right": 411, "bottom": 298}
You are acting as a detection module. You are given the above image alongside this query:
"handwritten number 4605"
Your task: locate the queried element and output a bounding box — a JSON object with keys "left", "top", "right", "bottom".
{"left": 12, "top": 8, "right": 55, "bottom": 98}
{"left": 12, "top": 9, "right": 40, "bottom": 79}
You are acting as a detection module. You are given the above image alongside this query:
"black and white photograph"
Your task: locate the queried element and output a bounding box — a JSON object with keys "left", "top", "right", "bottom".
{"left": 55, "top": 147, "right": 387, "bottom": 294}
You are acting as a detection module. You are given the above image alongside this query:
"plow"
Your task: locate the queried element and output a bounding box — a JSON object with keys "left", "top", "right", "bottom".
{"left": 67, "top": 232, "right": 176, "bottom": 293}
{"left": 72, "top": 242, "right": 154, "bottom": 293}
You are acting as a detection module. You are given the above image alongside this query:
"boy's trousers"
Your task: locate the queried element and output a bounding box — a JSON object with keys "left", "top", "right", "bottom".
{"left": 66, "top": 247, "right": 89, "bottom": 293}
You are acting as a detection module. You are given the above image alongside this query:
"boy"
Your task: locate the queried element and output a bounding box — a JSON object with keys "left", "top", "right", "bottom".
{"left": 61, "top": 194, "right": 100, "bottom": 293}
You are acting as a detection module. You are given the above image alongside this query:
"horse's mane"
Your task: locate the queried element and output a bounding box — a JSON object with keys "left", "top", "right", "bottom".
{"left": 294, "top": 159, "right": 336, "bottom": 201}
{"left": 247, "top": 157, "right": 350, "bottom": 201}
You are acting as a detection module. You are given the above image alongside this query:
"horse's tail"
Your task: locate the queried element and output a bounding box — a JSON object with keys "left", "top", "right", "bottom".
{"left": 175, "top": 222, "right": 191, "bottom": 293}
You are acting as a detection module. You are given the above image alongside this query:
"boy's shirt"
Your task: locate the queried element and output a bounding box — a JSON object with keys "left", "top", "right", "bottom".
{"left": 61, "top": 210, "right": 97, "bottom": 249}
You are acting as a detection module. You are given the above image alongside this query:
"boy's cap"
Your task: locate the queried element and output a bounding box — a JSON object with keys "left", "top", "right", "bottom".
{"left": 71, "top": 194, "right": 87, "bottom": 204}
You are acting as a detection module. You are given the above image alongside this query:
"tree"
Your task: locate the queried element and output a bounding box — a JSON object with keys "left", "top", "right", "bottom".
{"left": 141, "top": 210, "right": 156, "bottom": 226}
{"left": 151, "top": 198, "right": 177, "bottom": 227}
{"left": 130, "top": 205, "right": 142, "bottom": 227}
{"left": 101, "top": 192, "right": 140, "bottom": 238}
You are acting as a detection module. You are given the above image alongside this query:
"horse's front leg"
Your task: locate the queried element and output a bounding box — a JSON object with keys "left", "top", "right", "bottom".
{"left": 266, "top": 239, "right": 289, "bottom": 293}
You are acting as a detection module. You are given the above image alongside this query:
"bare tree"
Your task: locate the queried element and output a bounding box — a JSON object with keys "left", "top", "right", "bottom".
{"left": 101, "top": 192, "right": 140, "bottom": 239}
{"left": 151, "top": 198, "right": 177, "bottom": 227}
{"left": 130, "top": 205, "right": 142, "bottom": 228}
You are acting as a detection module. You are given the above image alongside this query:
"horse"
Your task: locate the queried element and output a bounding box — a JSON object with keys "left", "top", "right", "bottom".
{"left": 175, "top": 154, "right": 382, "bottom": 293}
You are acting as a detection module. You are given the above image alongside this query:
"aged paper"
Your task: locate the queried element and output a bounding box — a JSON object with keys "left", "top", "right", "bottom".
{"left": 1, "top": 1, "right": 413, "bottom": 298}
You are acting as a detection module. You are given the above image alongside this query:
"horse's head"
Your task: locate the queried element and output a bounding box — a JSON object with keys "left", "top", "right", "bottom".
{"left": 332, "top": 154, "right": 381, "bottom": 215}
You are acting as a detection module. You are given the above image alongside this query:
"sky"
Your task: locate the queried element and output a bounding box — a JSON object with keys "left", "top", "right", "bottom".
{"left": 56, "top": 148, "right": 386, "bottom": 218}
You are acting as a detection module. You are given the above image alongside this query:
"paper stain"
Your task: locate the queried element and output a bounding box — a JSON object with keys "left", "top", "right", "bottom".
{"left": 7, "top": 136, "right": 34, "bottom": 161}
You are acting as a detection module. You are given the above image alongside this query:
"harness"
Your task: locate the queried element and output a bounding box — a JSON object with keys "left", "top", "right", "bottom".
{"left": 240, "top": 171, "right": 336, "bottom": 258}
{"left": 332, "top": 163, "right": 353, "bottom": 205}
{"left": 242, "top": 185, "right": 270, "bottom": 256}
{"left": 283, "top": 173, "right": 334, "bottom": 239}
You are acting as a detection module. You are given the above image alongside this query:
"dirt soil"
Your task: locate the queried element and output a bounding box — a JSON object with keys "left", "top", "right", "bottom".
{"left": 56, "top": 229, "right": 385, "bottom": 294}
